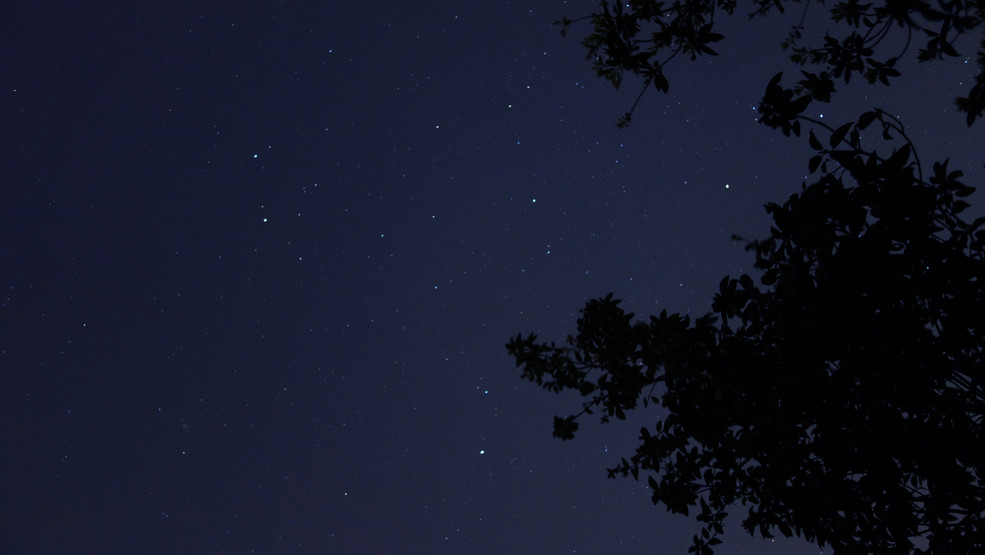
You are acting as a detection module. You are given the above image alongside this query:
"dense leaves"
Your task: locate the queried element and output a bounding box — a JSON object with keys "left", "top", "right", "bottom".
{"left": 558, "top": 0, "right": 985, "bottom": 126}
{"left": 508, "top": 113, "right": 985, "bottom": 551}
{"left": 510, "top": 1, "right": 985, "bottom": 553}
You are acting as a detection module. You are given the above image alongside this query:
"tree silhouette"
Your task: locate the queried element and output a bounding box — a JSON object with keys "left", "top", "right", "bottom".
{"left": 508, "top": 2, "right": 985, "bottom": 553}
{"left": 561, "top": 0, "right": 985, "bottom": 127}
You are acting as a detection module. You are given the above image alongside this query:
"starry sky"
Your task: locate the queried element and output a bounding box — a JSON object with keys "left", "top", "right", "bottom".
{"left": 2, "top": 2, "right": 981, "bottom": 553}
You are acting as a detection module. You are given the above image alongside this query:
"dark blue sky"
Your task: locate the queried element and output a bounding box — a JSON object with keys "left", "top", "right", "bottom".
{"left": 2, "top": 2, "right": 980, "bottom": 553}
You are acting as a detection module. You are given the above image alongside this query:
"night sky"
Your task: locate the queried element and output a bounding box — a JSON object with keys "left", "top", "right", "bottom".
{"left": 3, "top": 2, "right": 981, "bottom": 553}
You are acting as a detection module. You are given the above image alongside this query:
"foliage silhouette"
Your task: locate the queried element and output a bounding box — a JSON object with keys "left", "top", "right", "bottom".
{"left": 559, "top": 0, "right": 985, "bottom": 127}
{"left": 508, "top": 2, "right": 985, "bottom": 553}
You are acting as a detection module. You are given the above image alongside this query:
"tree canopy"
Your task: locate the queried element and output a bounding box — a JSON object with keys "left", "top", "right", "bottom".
{"left": 508, "top": 1, "right": 985, "bottom": 553}
{"left": 562, "top": 0, "right": 985, "bottom": 127}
